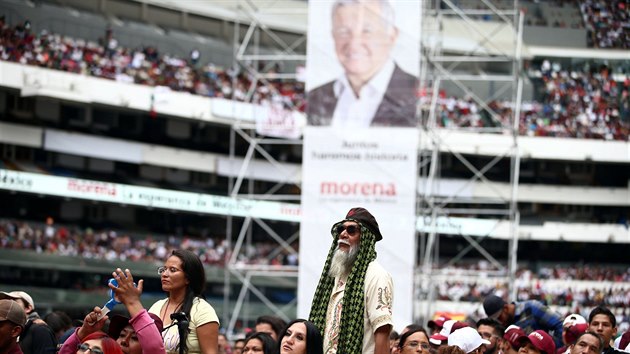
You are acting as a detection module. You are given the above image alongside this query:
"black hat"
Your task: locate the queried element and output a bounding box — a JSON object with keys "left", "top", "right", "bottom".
{"left": 340, "top": 207, "right": 383, "bottom": 241}
{"left": 483, "top": 295, "right": 506, "bottom": 319}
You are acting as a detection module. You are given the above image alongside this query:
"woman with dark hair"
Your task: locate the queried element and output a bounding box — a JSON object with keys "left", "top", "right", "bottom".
{"left": 149, "top": 249, "right": 219, "bottom": 354}
{"left": 242, "top": 332, "right": 277, "bottom": 354}
{"left": 277, "top": 319, "right": 323, "bottom": 354}
{"left": 398, "top": 328, "right": 431, "bottom": 354}
{"left": 43, "top": 310, "right": 73, "bottom": 341}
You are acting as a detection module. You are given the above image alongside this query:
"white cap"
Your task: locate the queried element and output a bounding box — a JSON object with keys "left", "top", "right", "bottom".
{"left": 448, "top": 327, "right": 491, "bottom": 354}
{"left": 430, "top": 320, "right": 457, "bottom": 345}
{"left": 562, "top": 314, "right": 586, "bottom": 327}
{"left": 0, "top": 291, "right": 35, "bottom": 310}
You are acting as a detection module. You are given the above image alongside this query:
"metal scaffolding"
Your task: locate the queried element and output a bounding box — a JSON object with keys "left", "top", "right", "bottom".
{"left": 224, "top": 0, "right": 525, "bottom": 330}
{"left": 223, "top": 0, "right": 307, "bottom": 335}
{"left": 416, "top": 0, "right": 524, "bottom": 323}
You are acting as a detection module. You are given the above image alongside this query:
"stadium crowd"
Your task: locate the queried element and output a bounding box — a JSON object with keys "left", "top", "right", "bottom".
{"left": 3, "top": 285, "right": 630, "bottom": 354}
{"left": 0, "top": 16, "right": 305, "bottom": 112}
{"left": 0, "top": 17, "right": 628, "bottom": 141}
{"left": 580, "top": 0, "right": 630, "bottom": 49}
{"left": 433, "top": 263, "right": 630, "bottom": 308}
{"left": 438, "top": 281, "right": 630, "bottom": 308}
{"left": 0, "top": 218, "right": 299, "bottom": 268}
{"left": 4, "top": 212, "right": 630, "bottom": 354}
{"left": 2, "top": 217, "right": 630, "bottom": 311}
{"left": 436, "top": 262, "right": 630, "bottom": 282}
{"left": 423, "top": 58, "right": 630, "bottom": 141}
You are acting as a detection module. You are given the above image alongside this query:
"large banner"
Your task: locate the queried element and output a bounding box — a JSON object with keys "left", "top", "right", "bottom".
{"left": 299, "top": 0, "right": 420, "bottom": 330}
{"left": 298, "top": 127, "right": 419, "bottom": 330}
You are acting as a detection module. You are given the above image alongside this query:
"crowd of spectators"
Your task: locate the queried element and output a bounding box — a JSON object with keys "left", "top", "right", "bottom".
{"left": 537, "top": 264, "right": 630, "bottom": 281}
{"left": 0, "top": 218, "right": 299, "bottom": 268}
{"left": 0, "top": 16, "right": 628, "bottom": 140}
{"left": 437, "top": 280, "right": 630, "bottom": 308}
{"left": 580, "top": 0, "right": 630, "bottom": 48}
{"left": 3, "top": 218, "right": 630, "bottom": 323}
{"left": 436, "top": 260, "right": 630, "bottom": 281}
{"left": 434, "top": 261, "right": 630, "bottom": 308}
{"left": 3, "top": 217, "right": 629, "bottom": 281}
{"left": 0, "top": 16, "right": 305, "bottom": 112}
{"left": 524, "top": 58, "right": 629, "bottom": 140}
{"left": 422, "top": 58, "right": 630, "bottom": 141}
{"left": 519, "top": 0, "right": 630, "bottom": 46}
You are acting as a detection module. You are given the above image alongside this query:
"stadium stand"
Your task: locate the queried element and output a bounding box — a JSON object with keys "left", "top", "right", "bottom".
{"left": 0, "top": 218, "right": 298, "bottom": 267}
{"left": 1, "top": 18, "right": 626, "bottom": 139}
{"left": 580, "top": 0, "right": 630, "bottom": 48}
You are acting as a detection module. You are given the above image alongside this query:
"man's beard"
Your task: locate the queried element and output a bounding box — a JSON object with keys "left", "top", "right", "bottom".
{"left": 328, "top": 240, "right": 360, "bottom": 279}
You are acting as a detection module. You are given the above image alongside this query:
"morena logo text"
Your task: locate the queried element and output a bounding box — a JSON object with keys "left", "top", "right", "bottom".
{"left": 320, "top": 181, "right": 396, "bottom": 196}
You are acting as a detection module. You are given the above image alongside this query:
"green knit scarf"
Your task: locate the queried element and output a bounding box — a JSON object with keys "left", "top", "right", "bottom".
{"left": 309, "top": 219, "right": 377, "bottom": 354}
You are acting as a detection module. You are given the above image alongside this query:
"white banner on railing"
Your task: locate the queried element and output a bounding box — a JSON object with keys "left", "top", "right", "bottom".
{"left": 0, "top": 169, "right": 301, "bottom": 222}
{"left": 211, "top": 98, "right": 306, "bottom": 139}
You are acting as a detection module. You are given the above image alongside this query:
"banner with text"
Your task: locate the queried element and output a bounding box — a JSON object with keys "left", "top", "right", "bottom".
{"left": 298, "top": 127, "right": 418, "bottom": 330}
{"left": 301, "top": 0, "right": 420, "bottom": 330}
{"left": 0, "top": 169, "right": 301, "bottom": 222}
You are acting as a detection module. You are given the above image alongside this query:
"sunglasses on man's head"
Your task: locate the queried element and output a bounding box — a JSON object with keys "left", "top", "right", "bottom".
{"left": 336, "top": 224, "right": 360, "bottom": 236}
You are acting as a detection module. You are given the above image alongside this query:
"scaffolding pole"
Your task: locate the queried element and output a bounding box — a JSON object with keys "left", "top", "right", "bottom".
{"left": 417, "top": 0, "right": 523, "bottom": 324}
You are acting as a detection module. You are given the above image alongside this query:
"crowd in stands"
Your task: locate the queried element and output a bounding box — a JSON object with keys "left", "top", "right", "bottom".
{"left": 489, "top": 0, "right": 630, "bottom": 48}
{"left": 0, "top": 16, "right": 305, "bottom": 112}
{"left": 0, "top": 218, "right": 299, "bottom": 268}
{"left": 580, "top": 0, "right": 630, "bottom": 48}
{"left": 0, "top": 17, "right": 628, "bottom": 140}
{"left": 437, "top": 280, "right": 630, "bottom": 308}
{"left": 423, "top": 58, "right": 630, "bottom": 141}
{"left": 525, "top": 59, "right": 629, "bottom": 140}
{"left": 537, "top": 264, "right": 630, "bottom": 281}
{"left": 3, "top": 217, "right": 630, "bottom": 309}
{"left": 435, "top": 261, "right": 630, "bottom": 282}
{"left": 433, "top": 262, "right": 630, "bottom": 308}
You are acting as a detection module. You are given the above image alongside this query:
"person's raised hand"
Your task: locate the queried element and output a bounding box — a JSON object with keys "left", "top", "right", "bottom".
{"left": 79, "top": 306, "right": 107, "bottom": 340}
{"left": 110, "top": 268, "right": 145, "bottom": 317}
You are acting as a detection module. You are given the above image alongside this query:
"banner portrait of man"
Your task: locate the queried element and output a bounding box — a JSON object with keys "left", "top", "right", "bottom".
{"left": 306, "top": 0, "right": 420, "bottom": 128}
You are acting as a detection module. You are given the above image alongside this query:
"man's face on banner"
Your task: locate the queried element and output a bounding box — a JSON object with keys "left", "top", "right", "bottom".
{"left": 332, "top": 1, "right": 398, "bottom": 86}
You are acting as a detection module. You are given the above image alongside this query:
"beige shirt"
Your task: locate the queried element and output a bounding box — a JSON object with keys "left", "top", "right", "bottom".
{"left": 149, "top": 297, "right": 219, "bottom": 354}
{"left": 323, "top": 261, "right": 394, "bottom": 354}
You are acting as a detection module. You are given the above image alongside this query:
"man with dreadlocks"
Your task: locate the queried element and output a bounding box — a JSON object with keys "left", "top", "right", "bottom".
{"left": 309, "top": 207, "right": 394, "bottom": 354}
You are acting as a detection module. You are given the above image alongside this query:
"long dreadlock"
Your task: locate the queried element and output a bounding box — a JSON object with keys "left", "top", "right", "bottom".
{"left": 309, "top": 218, "right": 377, "bottom": 354}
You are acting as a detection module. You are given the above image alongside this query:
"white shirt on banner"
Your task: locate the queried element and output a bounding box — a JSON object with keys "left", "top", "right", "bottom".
{"left": 331, "top": 59, "right": 396, "bottom": 128}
